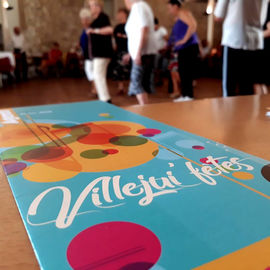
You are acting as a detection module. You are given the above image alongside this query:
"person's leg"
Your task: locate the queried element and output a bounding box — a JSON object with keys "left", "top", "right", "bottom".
{"left": 185, "top": 44, "right": 200, "bottom": 98}
{"left": 222, "top": 46, "right": 238, "bottom": 97}
{"left": 177, "top": 48, "right": 192, "bottom": 98}
{"left": 254, "top": 84, "right": 269, "bottom": 95}
{"left": 155, "top": 53, "right": 163, "bottom": 86}
{"left": 262, "top": 85, "right": 269, "bottom": 95}
{"left": 128, "top": 61, "right": 148, "bottom": 105}
{"left": 84, "top": 60, "right": 94, "bottom": 81}
{"left": 136, "top": 92, "right": 149, "bottom": 105}
{"left": 22, "top": 52, "right": 28, "bottom": 81}
{"left": 117, "top": 81, "right": 125, "bottom": 94}
{"left": 14, "top": 54, "right": 22, "bottom": 82}
{"left": 170, "top": 70, "right": 181, "bottom": 97}
{"left": 84, "top": 60, "right": 96, "bottom": 95}
{"left": 238, "top": 50, "right": 255, "bottom": 96}
{"left": 142, "top": 55, "right": 155, "bottom": 94}
{"left": 93, "top": 58, "right": 111, "bottom": 102}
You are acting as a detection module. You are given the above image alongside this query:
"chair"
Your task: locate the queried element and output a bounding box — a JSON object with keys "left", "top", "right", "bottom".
{"left": 0, "top": 57, "right": 13, "bottom": 73}
{"left": 0, "top": 57, "right": 14, "bottom": 87}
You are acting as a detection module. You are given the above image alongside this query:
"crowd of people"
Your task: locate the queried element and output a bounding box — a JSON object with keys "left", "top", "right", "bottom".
{"left": 5, "top": 28, "right": 83, "bottom": 83}
{"left": 2, "top": 0, "right": 270, "bottom": 106}
{"left": 215, "top": 0, "right": 270, "bottom": 97}
{"left": 79, "top": 0, "right": 270, "bottom": 105}
{"left": 79, "top": 0, "right": 203, "bottom": 105}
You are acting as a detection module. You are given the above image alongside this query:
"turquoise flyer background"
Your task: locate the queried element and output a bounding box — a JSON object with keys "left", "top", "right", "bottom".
{"left": 0, "top": 101, "right": 269, "bottom": 270}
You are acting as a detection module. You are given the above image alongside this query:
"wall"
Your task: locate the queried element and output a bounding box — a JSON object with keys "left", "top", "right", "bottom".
{"left": 5, "top": 0, "right": 20, "bottom": 31}
{"left": 114, "top": 0, "right": 221, "bottom": 47}
{"left": 146, "top": 0, "right": 222, "bottom": 47}
{"left": 21, "top": 0, "right": 84, "bottom": 54}
{"left": 19, "top": 0, "right": 124, "bottom": 54}
{"left": 1, "top": 0, "right": 20, "bottom": 50}
{"left": 0, "top": 6, "right": 3, "bottom": 50}
{"left": 9, "top": 0, "right": 221, "bottom": 54}
{"left": 0, "top": 4, "right": 2, "bottom": 24}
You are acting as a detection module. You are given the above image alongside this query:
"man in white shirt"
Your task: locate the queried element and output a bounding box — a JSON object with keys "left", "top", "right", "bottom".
{"left": 215, "top": 0, "right": 269, "bottom": 97}
{"left": 12, "top": 27, "right": 28, "bottom": 81}
{"left": 12, "top": 27, "right": 25, "bottom": 52}
{"left": 124, "top": 0, "right": 157, "bottom": 105}
{"left": 154, "top": 18, "right": 168, "bottom": 52}
{"left": 154, "top": 17, "right": 168, "bottom": 86}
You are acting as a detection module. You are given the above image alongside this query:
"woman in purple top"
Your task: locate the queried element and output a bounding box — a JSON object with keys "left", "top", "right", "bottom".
{"left": 168, "top": 0, "right": 200, "bottom": 102}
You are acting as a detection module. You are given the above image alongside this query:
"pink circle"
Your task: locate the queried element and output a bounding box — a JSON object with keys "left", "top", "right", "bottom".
{"left": 137, "top": 129, "right": 161, "bottom": 136}
{"left": 67, "top": 222, "right": 162, "bottom": 270}
{"left": 192, "top": 145, "right": 205, "bottom": 150}
{"left": 103, "top": 149, "right": 119, "bottom": 155}
{"left": 200, "top": 158, "right": 219, "bottom": 164}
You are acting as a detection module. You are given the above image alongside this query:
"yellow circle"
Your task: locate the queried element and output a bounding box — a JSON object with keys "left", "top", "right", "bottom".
{"left": 232, "top": 171, "right": 254, "bottom": 180}
{"left": 19, "top": 121, "right": 159, "bottom": 182}
{"left": 99, "top": 113, "right": 110, "bottom": 118}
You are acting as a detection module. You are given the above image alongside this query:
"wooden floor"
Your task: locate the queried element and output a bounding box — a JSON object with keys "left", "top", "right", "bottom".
{"left": 0, "top": 77, "right": 223, "bottom": 109}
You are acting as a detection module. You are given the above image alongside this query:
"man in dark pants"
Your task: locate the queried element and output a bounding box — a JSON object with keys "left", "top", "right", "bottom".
{"left": 215, "top": 0, "right": 268, "bottom": 97}
{"left": 12, "top": 27, "right": 28, "bottom": 82}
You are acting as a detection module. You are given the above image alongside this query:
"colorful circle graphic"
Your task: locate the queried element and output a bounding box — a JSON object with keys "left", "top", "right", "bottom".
{"left": 80, "top": 149, "right": 108, "bottom": 159}
{"left": 261, "top": 164, "right": 270, "bottom": 182}
{"left": 22, "top": 146, "right": 73, "bottom": 163}
{"left": 192, "top": 145, "right": 205, "bottom": 150}
{"left": 110, "top": 136, "right": 148, "bottom": 146}
{"left": 99, "top": 113, "right": 113, "bottom": 119}
{"left": 67, "top": 222, "right": 162, "bottom": 270}
{"left": 200, "top": 158, "right": 219, "bottom": 164}
{"left": 232, "top": 171, "right": 254, "bottom": 180}
{"left": 176, "top": 140, "right": 205, "bottom": 150}
{"left": 137, "top": 129, "right": 162, "bottom": 138}
{"left": 0, "top": 121, "right": 160, "bottom": 182}
{"left": 4, "top": 161, "right": 27, "bottom": 176}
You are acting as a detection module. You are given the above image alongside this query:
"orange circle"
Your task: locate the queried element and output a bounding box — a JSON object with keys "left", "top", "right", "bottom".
{"left": 232, "top": 171, "right": 254, "bottom": 180}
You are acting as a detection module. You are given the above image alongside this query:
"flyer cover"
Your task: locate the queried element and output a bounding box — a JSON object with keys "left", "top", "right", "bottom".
{"left": 0, "top": 101, "right": 269, "bottom": 270}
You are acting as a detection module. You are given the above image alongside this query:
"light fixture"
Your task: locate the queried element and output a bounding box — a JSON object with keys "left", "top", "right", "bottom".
{"left": 3, "top": 0, "right": 9, "bottom": 8}
{"left": 2, "top": 0, "right": 13, "bottom": 10}
{"left": 206, "top": 0, "right": 215, "bottom": 15}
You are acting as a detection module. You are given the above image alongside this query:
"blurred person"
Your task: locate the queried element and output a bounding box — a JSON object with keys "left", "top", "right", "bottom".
{"left": 154, "top": 18, "right": 168, "bottom": 52}
{"left": 87, "top": 0, "right": 113, "bottom": 103}
{"left": 123, "top": 0, "right": 158, "bottom": 105}
{"left": 200, "top": 39, "right": 210, "bottom": 59}
{"left": 12, "top": 27, "right": 28, "bottom": 81}
{"left": 255, "top": 3, "right": 270, "bottom": 95}
{"left": 113, "top": 8, "right": 130, "bottom": 95}
{"left": 199, "top": 39, "right": 211, "bottom": 77}
{"left": 168, "top": 51, "right": 181, "bottom": 98}
{"left": 154, "top": 17, "right": 169, "bottom": 86}
{"left": 168, "top": 0, "right": 200, "bottom": 102}
{"left": 79, "top": 8, "right": 94, "bottom": 82}
{"left": 79, "top": 8, "right": 96, "bottom": 95}
{"left": 208, "top": 44, "right": 223, "bottom": 78}
{"left": 215, "top": 0, "right": 269, "bottom": 97}
{"left": 39, "top": 42, "right": 63, "bottom": 77}
{"left": 66, "top": 44, "right": 81, "bottom": 77}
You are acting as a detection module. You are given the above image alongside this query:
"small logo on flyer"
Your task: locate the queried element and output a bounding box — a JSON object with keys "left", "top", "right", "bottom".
{"left": 0, "top": 110, "right": 20, "bottom": 124}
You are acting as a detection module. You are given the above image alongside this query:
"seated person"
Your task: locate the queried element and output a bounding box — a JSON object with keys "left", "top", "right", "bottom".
{"left": 65, "top": 44, "right": 82, "bottom": 77}
{"left": 40, "top": 42, "right": 63, "bottom": 77}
